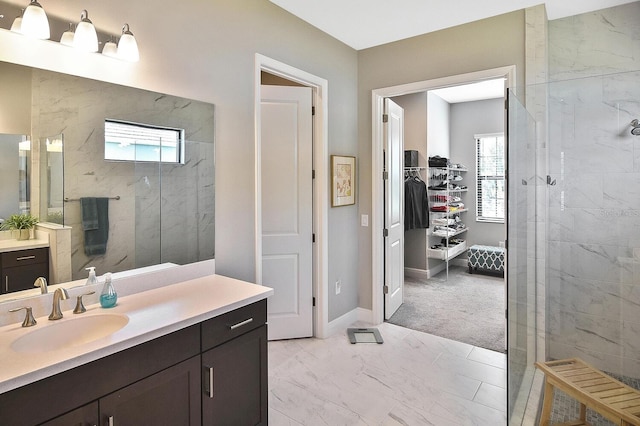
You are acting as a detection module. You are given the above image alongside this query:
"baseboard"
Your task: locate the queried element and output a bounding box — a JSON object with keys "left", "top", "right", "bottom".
{"left": 357, "top": 307, "right": 373, "bottom": 324}
{"left": 404, "top": 267, "right": 428, "bottom": 280}
{"left": 323, "top": 307, "right": 374, "bottom": 338}
{"left": 324, "top": 308, "right": 358, "bottom": 338}
{"left": 405, "top": 259, "right": 468, "bottom": 280}
{"left": 450, "top": 258, "right": 467, "bottom": 268}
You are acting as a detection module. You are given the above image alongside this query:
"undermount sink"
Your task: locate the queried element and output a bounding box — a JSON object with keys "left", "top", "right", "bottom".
{"left": 11, "top": 314, "right": 129, "bottom": 354}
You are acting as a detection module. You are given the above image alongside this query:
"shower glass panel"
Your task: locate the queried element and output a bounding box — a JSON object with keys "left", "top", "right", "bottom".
{"left": 40, "top": 134, "right": 64, "bottom": 224}
{"left": 159, "top": 140, "right": 215, "bottom": 265}
{"left": 134, "top": 139, "right": 215, "bottom": 269}
{"left": 134, "top": 158, "right": 162, "bottom": 268}
{"left": 506, "top": 89, "right": 537, "bottom": 423}
{"left": 545, "top": 70, "right": 640, "bottom": 420}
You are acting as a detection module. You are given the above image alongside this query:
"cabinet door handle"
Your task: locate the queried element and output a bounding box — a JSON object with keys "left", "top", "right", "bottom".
{"left": 5, "top": 277, "right": 8, "bottom": 293}
{"left": 203, "top": 365, "right": 214, "bottom": 399}
{"left": 229, "top": 317, "right": 253, "bottom": 330}
{"left": 108, "top": 415, "right": 114, "bottom": 426}
{"left": 16, "top": 255, "right": 36, "bottom": 261}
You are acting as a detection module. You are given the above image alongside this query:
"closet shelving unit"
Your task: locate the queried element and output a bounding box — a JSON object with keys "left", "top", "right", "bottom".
{"left": 426, "top": 165, "right": 468, "bottom": 262}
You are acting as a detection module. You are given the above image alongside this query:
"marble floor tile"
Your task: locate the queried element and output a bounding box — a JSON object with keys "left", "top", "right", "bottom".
{"left": 474, "top": 382, "right": 507, "bottom": 412}
{"left": 269, "top": 322, "right": 507, "bottom": 425}
{"left": 467, "top": 346, "right": 507, "bottom": 370}
{"left": 433, "top": 351, "right": 507, "bottom": 389}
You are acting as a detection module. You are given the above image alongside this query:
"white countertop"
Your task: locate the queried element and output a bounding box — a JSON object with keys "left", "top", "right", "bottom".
{"left": 0, "top": 238, "right": 49, "bottom": 253}
{"left": 0, "top": 274, "right": 273, "bottom": 394}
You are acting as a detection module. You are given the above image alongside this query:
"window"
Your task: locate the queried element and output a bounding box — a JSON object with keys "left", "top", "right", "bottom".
{"left": 105, "top": 119, "right": 184, "bottom": 163}
{"left": 476, "top": 133, "right": 505, "bottom": 223}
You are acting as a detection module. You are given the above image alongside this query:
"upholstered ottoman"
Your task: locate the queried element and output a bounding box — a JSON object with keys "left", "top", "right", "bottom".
{"left": 468, "top": 245, "right": 505, "bottom": 275}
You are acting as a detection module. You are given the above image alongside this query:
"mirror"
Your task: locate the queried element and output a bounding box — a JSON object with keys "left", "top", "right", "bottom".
{"left": 0, "top": 61, "right": 215, "bottom": 304}
{"left": 0, "top": 133, "right": 30, "bottom": 222}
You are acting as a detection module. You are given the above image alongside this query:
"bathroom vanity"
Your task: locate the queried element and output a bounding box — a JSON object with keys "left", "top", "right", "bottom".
{"left": 0, "top": 273, "right": 272, "bottom": 425}
{"left": 0, "top": 239, "right": 49, "bottom": 294}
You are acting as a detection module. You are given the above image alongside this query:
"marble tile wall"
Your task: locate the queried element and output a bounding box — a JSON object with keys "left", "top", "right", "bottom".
{"left": 30, "top": 70, "right": 215, "bottom": 280}
{"left": 546, "top": 2, "right": 640, "bottom": 377}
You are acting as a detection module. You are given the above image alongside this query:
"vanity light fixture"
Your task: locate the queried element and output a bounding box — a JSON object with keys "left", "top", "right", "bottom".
{"left": 73, "top": 10, "right": 98, "bottom": 52}
{"left": 117, "top": 24, "right": 139, "bottom": 62}
{"left": 10, "top": 9, "right": 24, "bottom": 34}
{"left": 21, "top": 0, "right": 50, "bottom": 39}
{"left": 59, "top": 23, "right": 75, "bottom": 47}
{"left": 102, "top": 36, "right": 118, "bottom": 58}
{"left": 7, "top": 6, "right": 141, "bottom": 62}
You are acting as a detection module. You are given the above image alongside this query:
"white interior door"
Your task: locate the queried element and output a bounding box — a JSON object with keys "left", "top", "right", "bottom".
{"left": 384, "top": 98, "right": 404, "bottom": 319}
{"left": 261, "top": 85, "right": 313, "bottom": 340}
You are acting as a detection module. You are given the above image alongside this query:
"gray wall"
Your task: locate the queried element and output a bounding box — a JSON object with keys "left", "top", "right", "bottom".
{"left": 450, "top": 98, "right": 506, "bottom": 248}
{"left": 0, "top": 61, "right": 30, "bottom": 135}
{"left": 357, "top": 10, "right": 526, "bottom": 310}
{"left": 0, "top": 0, "right": 359, "bottom": 322}
{"left": 426, "top": 92, "right": 450, "bottom": 158}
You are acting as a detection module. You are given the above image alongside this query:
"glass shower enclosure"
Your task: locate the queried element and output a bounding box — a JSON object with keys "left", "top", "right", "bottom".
{"left": 543, "top": 70, "right": 640, "bottom": 423}
{"left": 507, "top": 69, "right": 640, "bottom": 424}
{"left": 507, "top": 90, "right": 538, "bottom": 423}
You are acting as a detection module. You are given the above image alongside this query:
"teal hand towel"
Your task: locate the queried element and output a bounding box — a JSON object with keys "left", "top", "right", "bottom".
{"left": 80, "top": 197, "right": 99, "bottom": 231}
{"left": 81, "top": 197, "right": 109, "bottom": 256}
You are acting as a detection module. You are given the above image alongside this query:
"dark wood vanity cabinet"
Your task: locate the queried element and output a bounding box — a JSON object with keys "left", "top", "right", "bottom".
{"left": 100, "top": 356, "right": 202, "bottom": 426}
{"left": 0, "top": 299, "right": 268, "bottom": 426}
{"left": 201, "top": 301, "right": 268, "bottom": 426}
{"left": 0, "top": 247, "right": 49, "bottom": 294}
{"left": 39, "top": 402, "right": 99, "bottom": 426}
{"left": 38, "top": 356, "right": 202, "bottom": 426}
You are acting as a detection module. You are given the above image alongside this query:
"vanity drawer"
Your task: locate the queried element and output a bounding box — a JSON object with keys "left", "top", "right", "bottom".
{"left": 1, "top": 247, "right": 49, "bottom": 268}
{"left": 201, "top": 300, "right": 266, "bottom": 351}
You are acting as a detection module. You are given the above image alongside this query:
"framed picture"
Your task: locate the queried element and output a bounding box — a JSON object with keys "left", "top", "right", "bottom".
{"left": 331, "top": 155, "right": 356, "bottom": 207}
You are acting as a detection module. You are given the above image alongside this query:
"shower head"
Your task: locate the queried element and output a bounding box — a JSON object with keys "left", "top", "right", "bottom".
{"left": 632, "top": 119, "right": 640, "bottom": 136}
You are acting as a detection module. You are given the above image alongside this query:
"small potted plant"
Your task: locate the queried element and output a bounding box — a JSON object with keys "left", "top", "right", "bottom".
{"left": 0, "top": 213, "right": 39, "bottom": 240}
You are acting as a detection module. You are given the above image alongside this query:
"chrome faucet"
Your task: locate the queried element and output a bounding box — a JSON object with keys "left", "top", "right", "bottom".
{"left": 49, "top": 288, "right": 69, "bottom": 320}
{"left": 34, "top": 277, "right": 48, "bottom": 294}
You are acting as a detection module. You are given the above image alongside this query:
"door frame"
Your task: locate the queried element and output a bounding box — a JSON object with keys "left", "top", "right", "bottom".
{"left": 371, "top": 66, "right": 516, "bottom": 325}
{"left": 254, "top": 54, "right": 329, "bottom": 338}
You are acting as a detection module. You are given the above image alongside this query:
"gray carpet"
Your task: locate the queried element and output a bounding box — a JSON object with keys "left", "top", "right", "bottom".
{"left": 388, "top": 265, "right": 505, "bottom": 352}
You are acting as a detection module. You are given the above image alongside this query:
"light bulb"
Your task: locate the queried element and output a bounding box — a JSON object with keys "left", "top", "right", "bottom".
{"left": 117, "top": 24, "right": 139, "bottom": 62}
{"left": 73, "top": 10, "right": 98, "bottom": 53}
{"left": 10, "top": 10, "right": 24, "bottom": 34}
{"left": 60, "top": 23, "right": 75, "bottom": 47}
{"left": 102, "top": 38, "right": 118, "bottom": 58}
{"left": 21, "top": 0, "right": 50, "bottom": 39}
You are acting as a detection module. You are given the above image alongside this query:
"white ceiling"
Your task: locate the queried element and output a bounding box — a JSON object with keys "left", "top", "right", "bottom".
{"left": 269, "top": 0, "right": 636, "bottom": 50}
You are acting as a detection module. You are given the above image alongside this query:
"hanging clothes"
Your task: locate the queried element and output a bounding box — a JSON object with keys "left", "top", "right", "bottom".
{"left": 405, "top": 175, "right": 429, "bottom": 231}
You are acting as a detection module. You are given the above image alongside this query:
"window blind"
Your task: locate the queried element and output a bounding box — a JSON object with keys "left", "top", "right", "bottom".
{"left": 476, "top": 133, "right": 505, "bottom": 223}
{"left": 105, "top": 119, "right": 184, "bottom": 163}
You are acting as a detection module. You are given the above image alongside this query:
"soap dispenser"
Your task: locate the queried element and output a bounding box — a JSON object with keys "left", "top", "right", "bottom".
{"left": 100, "top": 273, "right": 118, "bottom": 308}
{"left": 85, "top": 266, "right": 98, "bottom": 286}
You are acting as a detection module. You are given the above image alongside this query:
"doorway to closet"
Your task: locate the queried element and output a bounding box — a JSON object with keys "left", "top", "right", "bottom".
{"left": 386, "top": 80, "right": 508, "bottom": 354}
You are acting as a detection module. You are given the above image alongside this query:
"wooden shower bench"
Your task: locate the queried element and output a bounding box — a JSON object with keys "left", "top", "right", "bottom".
{"left": 535, "top": 358, "right": 640, "bottom": 426}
